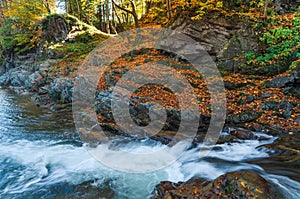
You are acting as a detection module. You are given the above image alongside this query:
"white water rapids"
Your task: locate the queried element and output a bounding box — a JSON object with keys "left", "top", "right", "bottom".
{"left": 0, "top": 89, "right": 299, "bottom": 198}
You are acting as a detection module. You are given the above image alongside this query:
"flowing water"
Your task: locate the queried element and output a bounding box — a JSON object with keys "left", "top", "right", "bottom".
{"left": 0, "top": 89, "right": 299, "bottom": 198}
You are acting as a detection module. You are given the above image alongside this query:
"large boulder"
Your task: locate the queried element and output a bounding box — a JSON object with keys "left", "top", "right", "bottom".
{"left": 266, "top": 76, "right": 294, "bottom": 88}
{"left": 152, "top": 171, "right": 285, "bottom": 199}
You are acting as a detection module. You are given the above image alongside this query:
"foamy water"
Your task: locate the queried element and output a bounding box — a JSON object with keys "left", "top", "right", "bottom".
{"left": 0, "top": 89, "right": 299, "bottom": 199}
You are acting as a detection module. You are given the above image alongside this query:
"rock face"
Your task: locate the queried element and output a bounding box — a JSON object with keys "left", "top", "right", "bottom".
{"left": 152, "top": 171, "right": 285, "bottom": 199}
{"left": 170, "top": 14, "right": 257, "bottom": 72}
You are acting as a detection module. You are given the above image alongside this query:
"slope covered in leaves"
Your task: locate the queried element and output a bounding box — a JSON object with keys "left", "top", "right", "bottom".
{"left": 97, "top": 48, "right": 299, "bottom": 131}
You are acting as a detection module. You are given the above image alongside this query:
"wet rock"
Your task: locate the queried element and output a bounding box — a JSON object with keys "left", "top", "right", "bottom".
{"left": 230, "top": 129, "right": 255, "bottom": 140}
{"left": 265, "top": 76, "right": 294, "bottom": 88}
{"left": 152, "top": 171, "right": 284, "bottom": 199}
{"left": 9, "top": 70, "right": 31, "bottom": 87}
{"left": 0, "top": 64, "right": 5, "bottom": 76}
{"left": 32, "top": 94, "right": 50, "bottom": 107}
{"left": 24, "top": 71, "right": 45, "bottom": 92}
{"left": 49, "top": 78, "right": 73, "bottom": 104}
{"left": 261, "top": 131, "right": 300, "bottom": 163}
{"left": 217, "top": 129, "right": 256, "bottom": 144}
{"left": 0, "top": 73, "right": 9, "bottom": 86}
{"left": 28, "top": 180, "right": 115, "bottom": 199}
{"left": 38, "top": 86, "right": 51, "bottom": 95}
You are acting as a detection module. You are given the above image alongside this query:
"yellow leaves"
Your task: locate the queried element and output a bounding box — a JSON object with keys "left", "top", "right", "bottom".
{"left": 255, "top": 188, "right": 263, "bottom": 193}
{"left": 216, "top": 1, "right": 223, "bottom": 8}
{"left": 240, "top": 181, "right": 246, "bottom": 188}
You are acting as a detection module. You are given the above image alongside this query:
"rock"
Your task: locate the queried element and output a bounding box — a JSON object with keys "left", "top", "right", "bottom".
{"left": 262, "top": 94, "right": 272, "bottom": 98}
{"left": 228, "top": 111, "right": 261, "bottom": 124}
{"left": 286, "top": 87, "right": 300, "bottom": 99}
{"left": 42, "top": 15, "right": 69, "bottom": 42}
{"left": 261, "top": 100, "right": 293, "bottom": 119}
{"left": 281, "top": 102, "right": 292, "bottom": 119}
{"left": 47, "top": 48, "right": 65, "bottom": 59}
{"left": 261, "top": 131, "right": 300, "bottom": 163}
{"left": 9, "top": 70, "right": 30, "bottom": 87}
{"left": 230, "top": 129, "right": 255, "bottom": 140}
{"left": 95, "top": 90, "right": 205, "bottom": 143}
{"left": 144, "top": 58, "right": 153, "bottom": 63}
{"left": 246, "top": 95, "right": 255, "bottom": 103}
{"left": 24, "top": 71, "right": 45, "bottom": 92}
{"left": 0, "top": 64, "right": 5, "bottom": 76}
{"left": 292, "top": 65, "right": 300, "bottom": 85}
{"left": 0, "top": 73, "right": 9, "bottom": 86}
{"left": 152, "top": 171, "right": 285, "bottom": 199}
{"left": 26, "top": 179, "right": 115, "bottom": 199}
{"left": 49, "top": 78, "right": 73, "bottom": 104}
{"left": 217, "top": 128, "right": 256, "bottom": 144}
{"left": 261, "top": 101, "right": 280, "bottom": 111}
{"left": 266, "top": 76, "right": 294, "bottom": 88}
{"left": 224, "top": 81, "right": 247, "bottom": 90}
{"left": 169, "top": 14, "right": 258, "bottom": 73}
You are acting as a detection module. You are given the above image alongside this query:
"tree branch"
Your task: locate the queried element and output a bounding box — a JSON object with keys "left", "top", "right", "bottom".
{"left": 112, "top": 0, "right": 134, "bottom": 15}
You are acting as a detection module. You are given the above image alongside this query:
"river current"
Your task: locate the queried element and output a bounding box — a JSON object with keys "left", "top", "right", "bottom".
{"left": 0, "top": 89, "right": 299, "bottom": 198}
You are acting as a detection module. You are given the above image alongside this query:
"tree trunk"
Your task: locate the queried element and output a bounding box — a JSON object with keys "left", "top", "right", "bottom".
{"left": 105, "top": 0, "right": 110, "bottom": 34}
{"left": 166, "top": 0, "right": 172, "bottom": 19}
{"left": 264, "top": 0, "right": 269, "bottom": 22}
{"left": 75, "top": 0, "right": 81, "bottom": 19}
{"left": 98, "top": 4, "right": 103, "bottom": 31}
{"left": 44, "top": 0, "right": 52, "bottom": 14}
{"left": 112, "top": 0, "right": 139, "bottom": 28}
{"left": 113, "top": 3, "right": 125, "bottom": 32}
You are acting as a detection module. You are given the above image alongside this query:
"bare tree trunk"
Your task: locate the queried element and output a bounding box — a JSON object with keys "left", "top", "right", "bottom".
{"left": 105, "top": 0, "right": 111, "bottom": 34}
{"left": 112, "top": 0, "right": 139, "bottom": 28}
{"left": 166, "top": 0, "right": 172, "bottom": 19}
{"left": 113, "top": 3, "right": 125, "bottom": 32}
{"left": 44, "top": 0, "right": 52, "bottom": 14}
{"left": 75, "top": 0, "right": 81, "bottom": 19}
{"left": 264, "top": 0, "right": 269, "bottom": 22}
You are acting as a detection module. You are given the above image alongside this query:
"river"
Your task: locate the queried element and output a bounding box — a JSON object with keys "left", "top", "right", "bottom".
{"left": 0, "top": 89, "right": 299, "bottom": 198}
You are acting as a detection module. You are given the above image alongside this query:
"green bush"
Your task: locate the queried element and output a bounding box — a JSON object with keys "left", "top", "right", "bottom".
{"left": 244, "top": 11, "right": 300, "bottom": 75}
